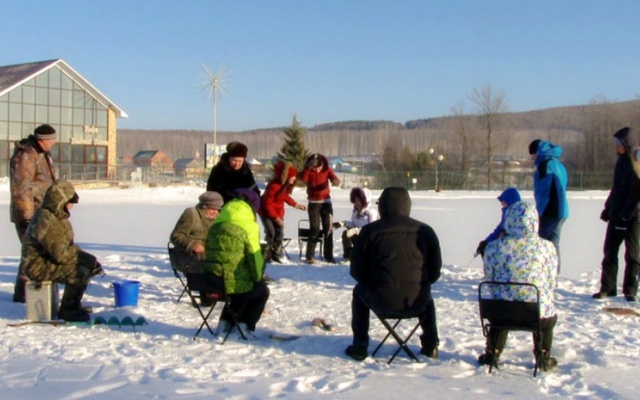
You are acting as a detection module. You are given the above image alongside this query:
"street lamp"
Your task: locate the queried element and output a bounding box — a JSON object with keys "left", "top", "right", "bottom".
{"left": 428, "top": 148, "right": 444, "bottom": 192}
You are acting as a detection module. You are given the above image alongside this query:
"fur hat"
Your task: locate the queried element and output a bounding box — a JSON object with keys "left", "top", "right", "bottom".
{"left": 226, "top": 141, "right": 248, "bottom": 158}
{"left": 34, "top": 124, "right": 56, "bottom": 140}
{"left": 274, "top": 161, "right": 297, "bottom": 183}
{"left": 528, "top": 139, "right": 541, "bottom": 155}
{"left": 198, "top": 191, "right": 224, "bottom": 210}
{"left": 234, "top": 188, "right": 260, "bottom": 214}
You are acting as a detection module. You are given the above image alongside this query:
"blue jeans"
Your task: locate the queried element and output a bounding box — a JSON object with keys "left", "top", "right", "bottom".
{"left": 539, "top": 217, "right": 565, "bottom": 274}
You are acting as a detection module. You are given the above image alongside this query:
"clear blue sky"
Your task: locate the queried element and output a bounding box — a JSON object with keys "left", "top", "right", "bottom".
{"left": 3, "top": 1, "right": 639, "bottom": 132}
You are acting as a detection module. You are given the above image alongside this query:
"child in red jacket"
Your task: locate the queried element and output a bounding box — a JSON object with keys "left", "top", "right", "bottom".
{"left": 300, "top": 153, "right": 341, "bottom": 263}
{"left": 259, "top": 161, "right": 306, "bottom": 263}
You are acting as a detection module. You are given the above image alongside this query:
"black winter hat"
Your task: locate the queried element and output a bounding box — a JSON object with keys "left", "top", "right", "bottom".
{"left": 34, "top": 124, "right": 56, "bottom": 140}
{"left": 528, "top": 139, "right": 541, "bottom": 155}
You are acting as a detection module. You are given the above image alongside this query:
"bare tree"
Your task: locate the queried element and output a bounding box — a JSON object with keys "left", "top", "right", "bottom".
{"left": 581, "top": 95, "right": 620, "bottom": 172}
{"left": 450, "top": 101, "right": 472, "bottom": 188}
{"left": 468, "top": 84, "right": 508, "bottom": 189}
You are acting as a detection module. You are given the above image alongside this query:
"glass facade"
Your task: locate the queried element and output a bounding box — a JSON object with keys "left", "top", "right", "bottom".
{"left": 0, "top": 66, "right": 109, "bottom": 179}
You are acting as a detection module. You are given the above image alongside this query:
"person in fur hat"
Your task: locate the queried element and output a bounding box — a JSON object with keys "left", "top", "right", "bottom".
{"left": 206, "top": 141, "right": 260, "bottom": 203}
{"left": 258, "top": 161, "right": 306, "bottom": 263}
{"left": 333, "top": 187, "right": 379, "bottom": 260}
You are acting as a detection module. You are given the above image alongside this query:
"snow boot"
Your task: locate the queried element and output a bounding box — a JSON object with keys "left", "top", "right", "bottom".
{"left": 58, "top": 284, "right": 90, "bottom": 322}
{"left": 12, "top": 274, "right": 26, "bottom": 303}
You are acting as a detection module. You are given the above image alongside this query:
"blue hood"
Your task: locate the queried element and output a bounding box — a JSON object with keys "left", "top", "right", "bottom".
{"left": 535, "top": 141, "right": 562, "bottom": 165}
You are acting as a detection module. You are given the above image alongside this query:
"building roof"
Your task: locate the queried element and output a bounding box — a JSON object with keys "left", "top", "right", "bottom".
{"left": 0, "top": 59, "right": 127, "bottom": 118}
{"left": 174, "top": 158, "right": 204, "bottom": 168}
{"left": 133, "top": 150, "right": 161, "bottom": 160}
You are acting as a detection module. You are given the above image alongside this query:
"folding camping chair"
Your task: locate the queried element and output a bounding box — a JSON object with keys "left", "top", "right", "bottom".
{"left": 478, "top": 281, "right": 544, "bottom": 377}
{"left": 298, "top": 219, "right": 323, "bottom": 260}
{"left": 281, "top": 237, "right": 292, "bottom": 260}
{"left": 167, "top": 242, "right": 245, "bottom": 342}
{"left": 355, "top": 286, "right": 427, "bottom": 365}
{"left": 370, "top": 307, "right": 424, "bottom": 364}
{"left": 186, "top": 273, "right": 246, "bottom": 342}
{"left": 167, "top": 242, "right": 189, "bottom": 303}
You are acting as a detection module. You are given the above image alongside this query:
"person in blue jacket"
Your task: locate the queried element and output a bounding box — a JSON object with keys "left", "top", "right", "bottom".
{"left": 475, "top": 187, "right": 522, "bottom": 257}
{"left": 529, "top": 140, "right": 569, "bottom": 273}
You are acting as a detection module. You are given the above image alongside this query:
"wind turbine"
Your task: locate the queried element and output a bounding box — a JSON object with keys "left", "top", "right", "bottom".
{"left": 198, "top": 63, "right": 231, "bottom": 166}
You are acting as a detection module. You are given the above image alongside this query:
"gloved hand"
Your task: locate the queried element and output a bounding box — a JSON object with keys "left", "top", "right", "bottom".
{"left": 90, "top": 261, "right": 105, "bottom": 277}
{"left": 600, "top": 209, "right": 609, "bottom": 222}
{"left": 476, "top": 241, "right": 487, "bottom": 257}
{"left": 332, "top": 221, "right": 345, "bottom": 229}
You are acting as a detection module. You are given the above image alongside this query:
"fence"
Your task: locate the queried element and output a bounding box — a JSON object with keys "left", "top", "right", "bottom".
{"left": 1, "top": 163, "right": 614, "bottom": 191}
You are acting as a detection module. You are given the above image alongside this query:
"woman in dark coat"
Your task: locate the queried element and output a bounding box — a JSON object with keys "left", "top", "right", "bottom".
{"left": 206, "top": 142, "right": 260, "bottom": 203}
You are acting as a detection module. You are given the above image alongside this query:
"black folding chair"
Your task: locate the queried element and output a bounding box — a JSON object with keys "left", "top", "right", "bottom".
{"left": 281, "top": 237, "right": 292, "bottom": 260}
{"left": 298, "top": 219, "right": 323, "bottom": 260}
{"left": 167, "top": 242, "right": 189, "bottom": 303}
{"left": 478, "top": 281, "right": 544, "bottom": 377}
{"left": 353, "top": 287, "right": 427, "bottom": 365}
{"left": 186, "top": 273, "right": 246, "bottom": 342}
{"left": 167, "top": 242, "right": 245, "bottom": 342}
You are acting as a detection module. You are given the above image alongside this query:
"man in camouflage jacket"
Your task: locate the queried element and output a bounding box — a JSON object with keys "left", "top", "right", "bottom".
{"left": 10, "top": 124, "right": 57, "bottom": 303}
{"left": 22, "top": 180, "right": 102, "bottom": 322}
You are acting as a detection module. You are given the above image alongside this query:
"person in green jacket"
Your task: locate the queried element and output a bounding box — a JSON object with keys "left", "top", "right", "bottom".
{"left": 205, "top": 188, "right": 270, "bottom": 340}
{"left": 21, "top": 180, "right": 103, "bottom": 322}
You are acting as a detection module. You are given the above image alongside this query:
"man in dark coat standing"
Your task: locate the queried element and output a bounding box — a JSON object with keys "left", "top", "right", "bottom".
{"left": 206, "top": 142, "right": 260, "bottom": 204}
{"left": 345, "top": 187, "right": 442, "bottom": 361}
{"left": 593, "top": 127, "right": 640, "bottom": 302}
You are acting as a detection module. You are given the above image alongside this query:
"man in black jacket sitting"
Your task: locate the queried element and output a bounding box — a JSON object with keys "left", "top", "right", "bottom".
{"left": 346, "top": 186, "right": 442, "bottom": 361}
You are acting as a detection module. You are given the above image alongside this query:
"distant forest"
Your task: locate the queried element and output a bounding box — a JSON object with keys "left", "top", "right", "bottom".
{"left": 117, "top": 98, "right": 640, "bottom": 174}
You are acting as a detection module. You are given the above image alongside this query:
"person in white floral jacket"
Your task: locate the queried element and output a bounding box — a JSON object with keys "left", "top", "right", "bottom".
{"left": 478, "top": 201, "right": 559, "bottom": 371}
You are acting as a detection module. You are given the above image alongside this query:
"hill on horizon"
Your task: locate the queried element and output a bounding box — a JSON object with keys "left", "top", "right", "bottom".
{"left": 117, "top": 99, "right": 640, "bottom": 169}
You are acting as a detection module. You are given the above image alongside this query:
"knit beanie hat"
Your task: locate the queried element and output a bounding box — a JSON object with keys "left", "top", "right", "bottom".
{"left": 198, "top": 191, "right": 224, "bottom": 210}
{"left": 227, "top": 142, "right": 248, "bottom": 158}
{"left": 234, "top": 188, "right": 260, "bottom": 214}
{"left": 34, "top": 124, "right": 56, "bottom": 140}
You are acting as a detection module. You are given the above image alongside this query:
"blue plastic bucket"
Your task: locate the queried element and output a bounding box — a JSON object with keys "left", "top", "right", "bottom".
{"left": 113, "top": 280, "right": 140, "bottom": 307}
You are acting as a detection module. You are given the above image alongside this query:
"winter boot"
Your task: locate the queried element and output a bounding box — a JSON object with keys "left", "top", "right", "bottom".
{"left": 59, "top": 284, "right": 90, "bottom": 322}
{"left": 262, "top": 245, "right": 272, "bottom": 264}
{"left": 12, "top": 274, "right": 26, "bottom": 303}
{"left": 478, "top": 348, "right": 501, "bottom": 366}
{"left": 271, "top": 246, "right": 283, "bottom": 263}
{"left": 305, "top": 241, "right": 317, "bottom": 262}
{"left": 537, "top": 350, "right": 558, "bottom": 372}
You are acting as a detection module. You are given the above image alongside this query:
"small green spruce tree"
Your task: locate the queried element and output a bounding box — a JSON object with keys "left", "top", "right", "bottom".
{"left": 278, "top": 114, "right": 310, "bottom": 172}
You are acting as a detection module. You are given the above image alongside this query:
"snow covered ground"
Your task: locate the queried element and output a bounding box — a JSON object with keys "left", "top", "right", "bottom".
{"left": 1, "top": 181, "right": 639, "bottom": 399}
